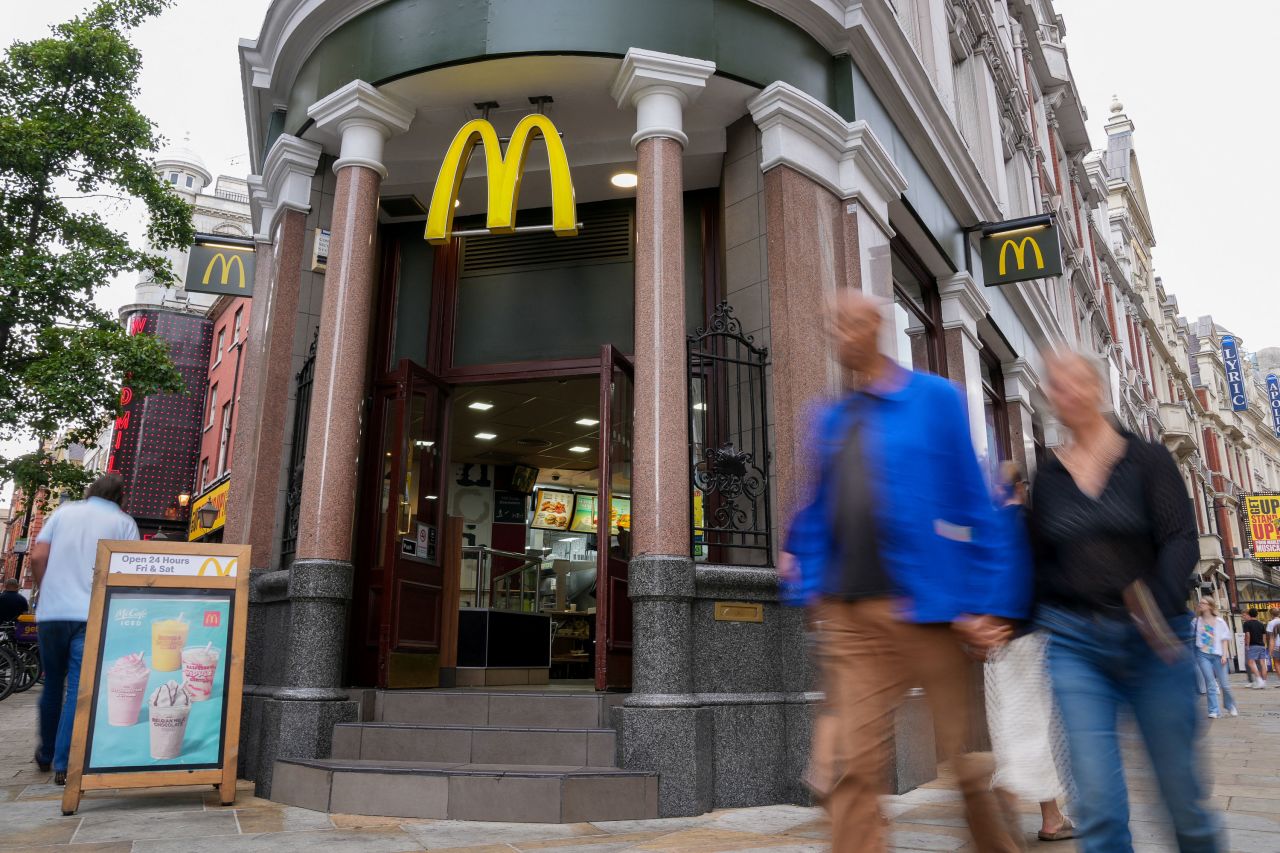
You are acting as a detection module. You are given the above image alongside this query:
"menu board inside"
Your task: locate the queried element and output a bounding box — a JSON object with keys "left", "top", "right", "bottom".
{"left": 531, "top": 489, "right": 573, "bottom": 531}
{"left": 84, "top": 588, "right": 234, "bottom": 773}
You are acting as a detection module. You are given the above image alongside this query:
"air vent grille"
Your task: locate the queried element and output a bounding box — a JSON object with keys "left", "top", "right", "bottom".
{"left": 460, "top": 208, "right": 633, "bottom": 277}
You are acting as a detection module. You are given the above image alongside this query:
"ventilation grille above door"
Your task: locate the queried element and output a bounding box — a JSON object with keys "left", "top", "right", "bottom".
{"left": 460, "top": 208, "right": 633, "bottom": 277}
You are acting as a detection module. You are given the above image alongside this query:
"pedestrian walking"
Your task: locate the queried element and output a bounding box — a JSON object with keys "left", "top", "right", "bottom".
{"left": 1031, "top": 352, "right": 1222, "bottom": 853}
{"left": 28, "top": 474, "right": 138, "bottom": 785}
{"left": 1193, "top": 599, "right": 1238, "bottom": 717}
{"left": 781, "top": 290, "right": 1030, "bottom": 853}
{"left": 1267, "top": 607, "right": 1280, "bottom": 684}
{"left": 0, "top": 577, "right": 30, "bottom": 622}
{"left": 985, "top": 463, "right": 1073, "bottom": 843}
{"left": 1242, "top": 609, "right": 1268, "bottom": 689}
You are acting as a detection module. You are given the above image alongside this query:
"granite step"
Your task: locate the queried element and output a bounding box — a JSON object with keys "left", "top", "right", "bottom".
{"left": 375, "top": 689, "right": 623, "bottom": 728}
{"left": 272, "top": 758, "right": 658, "bottom": 823}
{"left": 331, "top": 722, "right": 617, "bottom": 766}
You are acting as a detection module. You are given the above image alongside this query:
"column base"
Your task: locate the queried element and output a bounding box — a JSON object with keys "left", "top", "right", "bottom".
{"left": 240, "top": 693, "right": 359, "bottom": 798}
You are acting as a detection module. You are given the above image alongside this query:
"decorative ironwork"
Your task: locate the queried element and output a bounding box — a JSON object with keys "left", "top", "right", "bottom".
{"left": 280, "top": 331, "right": 318, "bottom": 567}
{"left": 687, "top": 302, "right": 772, "bottom": 565}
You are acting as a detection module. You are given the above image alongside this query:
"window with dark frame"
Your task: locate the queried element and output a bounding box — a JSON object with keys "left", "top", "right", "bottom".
{"left": 889, "top": 240, "right": 945, "bottom": 376}
{"left": 979, "top": 343, "right": 1012, "bottom": 487}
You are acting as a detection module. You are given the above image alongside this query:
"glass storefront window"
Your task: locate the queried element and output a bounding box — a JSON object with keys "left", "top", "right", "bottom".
{"left": 891, "top": 246, "right": 942, "bottom": 375}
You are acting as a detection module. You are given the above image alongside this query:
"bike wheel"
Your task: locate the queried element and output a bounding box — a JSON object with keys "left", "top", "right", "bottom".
{"left": 11, "top": 645, "right": 39, "bottom": 694}
{"left": 0, "top": 646, "right": 17, "bottom": 702}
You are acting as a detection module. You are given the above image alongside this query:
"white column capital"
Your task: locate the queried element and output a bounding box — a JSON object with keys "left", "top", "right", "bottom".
{"left": 248, "top": 134, "right": 323, "bottom": 241}
{"left": 307, "top": 80, "right": 414, "bottom": 177}
{"left": 611, "top": 48, "right": 715, "bottom": 147}
{"left": 938, "top": 271, "right": 990, "bottom": 332}
{"left": 1001, "top": 357, "right": 1041, "bottom": 406}
{"left": 748, "top": 82, "right": 907, "bottom": 237}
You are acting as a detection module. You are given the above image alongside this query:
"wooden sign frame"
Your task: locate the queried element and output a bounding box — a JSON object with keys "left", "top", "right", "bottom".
{"left": 62, "top": 540, "right": 250, "bottom": 815}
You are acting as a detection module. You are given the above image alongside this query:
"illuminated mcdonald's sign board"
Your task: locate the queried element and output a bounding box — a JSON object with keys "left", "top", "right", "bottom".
{"left": 978, "top": 214, "right": 1062, "bottom": 287}
{"left": 185, "top": 238, "right": 256, "bottom": 297}
{"left": 425, "top": 114, "right": 577, "bottom": 244}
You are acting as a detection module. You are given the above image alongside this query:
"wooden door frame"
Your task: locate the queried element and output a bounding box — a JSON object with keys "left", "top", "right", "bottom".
{"left": 595, "top": 345, "right": 635, "bottom": 691}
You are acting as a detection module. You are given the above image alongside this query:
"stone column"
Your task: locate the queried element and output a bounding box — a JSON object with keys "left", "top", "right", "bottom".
{"left": 1001, "top": 358, "right": 1041, "bottom": 477}
{"left": 227, "top": 134, "right": 322, "bottom": 569}
{"left": 610, "top": 48, "right": 714, "bottom": 817}
{"left": 250, "top": 81, "right": 411, "bottom": 796}
{"left": 938, "top": 271, "right": 992, "bottom": 455}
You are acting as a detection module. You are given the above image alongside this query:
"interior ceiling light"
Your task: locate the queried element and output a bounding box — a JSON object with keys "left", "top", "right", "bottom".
{"left": 610, "top": 171, "right": 638, "bottom": 189}
{"left": 468, "top": 401, "right": 494, "bottom": 411}
{"left": 454, "top": 199, "right": 461, "bottom": 208}
{"left": 575, "top": 418, "right": 599, "bottom": 426}
{"left": 475, "top": 432, "right": 497, "bottom": 440}
{"left": 426, "top": 495, "right": 438, "bottom": 500}
{"left": 569, "top": 445, "right": 590, "bottom": 453}
{"left": 414, "top": 440, "right": 435, "bottom": 448}
{"left": 693, "top": 402, "right": 707, "bottom": 411}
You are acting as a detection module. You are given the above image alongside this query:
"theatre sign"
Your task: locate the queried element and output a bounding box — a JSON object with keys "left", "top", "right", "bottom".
{"left": 979, "top": 214, "right": 1063, "bottom": 287}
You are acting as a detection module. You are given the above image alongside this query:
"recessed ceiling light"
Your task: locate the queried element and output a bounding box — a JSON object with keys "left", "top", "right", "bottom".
{"left": 569, "top": 445, "right": 590, "bottom": 453}
{"left": 610, "top": 171, "right": 638, "bottom": 189}
{"left": 475, "top": 432, "right": 497, "bottom": 440}
{"left": 575, "top": 418, "right": 599, "bottom": 426}
{"left": 468, "top": 401, "right": 493, "bottom": 411}
{"left": 693, "top": 402, "right": 707, "bottom": 411}
{"left": 425, "top": 495, "right": 438, "bottom": 500}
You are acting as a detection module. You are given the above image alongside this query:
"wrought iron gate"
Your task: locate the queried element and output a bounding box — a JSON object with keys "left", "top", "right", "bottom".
{"left": 279, "top": 332, "right": 317, "bottom": 567}
{"left": 687, "top": 302, "right": 772, "bottom": 566}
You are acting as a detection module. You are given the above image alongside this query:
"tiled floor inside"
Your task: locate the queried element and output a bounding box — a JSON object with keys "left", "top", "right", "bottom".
{"left": 3, "top": 679, "right": 1279, "bottom": 851}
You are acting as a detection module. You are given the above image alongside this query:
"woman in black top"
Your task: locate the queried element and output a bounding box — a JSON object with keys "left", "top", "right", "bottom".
{"left": 1030, "top": 353, "right": 1220, "bottom": 853}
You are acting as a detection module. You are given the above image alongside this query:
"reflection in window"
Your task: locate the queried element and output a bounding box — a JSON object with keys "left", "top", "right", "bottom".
{"left": 891, "top": 246, "right": 942, "bottom": 374}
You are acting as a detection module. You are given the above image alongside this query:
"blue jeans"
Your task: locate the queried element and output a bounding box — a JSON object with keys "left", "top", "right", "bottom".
{"left": 36, "top": 621, "right": 85, "bottom": 772}
{"left": 1195, "top": 650, "right": 1237, "bottom": 716}
{"left": 1039, "top": 607, "right": 1221, "bottom": 853}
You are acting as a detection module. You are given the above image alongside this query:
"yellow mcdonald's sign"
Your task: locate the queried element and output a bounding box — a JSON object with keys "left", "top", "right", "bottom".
{"left": 203, "top": 253, "right": 246, "bottom": 288}
{"left": 197, "top": 557, "right": 237, "bottom": 577}
{"left": 979, "top": 215, "right": 1062, "bottom": 287}
{"left": 997, "top": 236, "right": 1045, "bottom": 276}
{"left": 425, "top": 114, "right": 577, "bottom": 244}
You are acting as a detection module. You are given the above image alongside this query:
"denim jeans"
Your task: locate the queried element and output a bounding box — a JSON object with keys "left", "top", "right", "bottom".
{"left": 1039, "top": 606, "right": 1222, "bottom": 853}
{"left": 36, "top": 621, "right": 86, "bottom": 772}
{"left": 1194, "top": 650, "right": 1238, "bottom": 716}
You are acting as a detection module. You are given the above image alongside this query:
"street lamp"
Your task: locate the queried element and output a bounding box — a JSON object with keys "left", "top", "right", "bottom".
{"left": 177, "top": 492, "right": 191, "bottom": 509}
{"left": 196, "top": 502, "right": 219, "bottom": 529}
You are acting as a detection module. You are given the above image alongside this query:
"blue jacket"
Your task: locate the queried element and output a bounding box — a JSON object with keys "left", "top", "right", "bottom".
{"left": 782, "top": 368, "right": 1032, "bottom": 623}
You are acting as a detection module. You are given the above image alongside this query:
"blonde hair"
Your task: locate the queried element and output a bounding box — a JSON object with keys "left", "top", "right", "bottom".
{"left": 1198, "top": 597, "right": 1219, "bottom": 617}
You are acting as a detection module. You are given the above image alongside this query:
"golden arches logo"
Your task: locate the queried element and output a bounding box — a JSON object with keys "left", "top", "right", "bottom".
{"left": 197, "top": 557, "right": 237, "bottom": 577}
{"left": 425, "top": 114, "right": 577, "bottom": 245}
{"left": 997, "top": 236, "right": 1045, "bottom": 276}
{"left": 202, "top": 253, "right": 247, "bottom": 289}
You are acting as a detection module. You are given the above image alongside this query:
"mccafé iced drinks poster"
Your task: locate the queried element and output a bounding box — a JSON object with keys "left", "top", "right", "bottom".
{"left": 85, "top": 590, "right": 232, "bottom": 771}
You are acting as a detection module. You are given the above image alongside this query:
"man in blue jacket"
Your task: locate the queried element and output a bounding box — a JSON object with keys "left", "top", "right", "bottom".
{"left": 781, "top": 291, "right": 1031, "bottom": 853}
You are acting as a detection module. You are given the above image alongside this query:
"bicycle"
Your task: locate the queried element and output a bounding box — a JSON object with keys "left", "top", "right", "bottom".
{"left": 0, "top": 632, "right": 16, "bottom": 702}
{"left": 0, "top": 621, "right": 40, "bottom": 695}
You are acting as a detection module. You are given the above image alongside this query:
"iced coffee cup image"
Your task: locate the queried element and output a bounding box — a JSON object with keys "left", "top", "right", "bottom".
{"left": 150, "top": 615, "right": 189, "bottom": 671}
{"left": 181, "top": 643, "right": 220, "bottom": 702}
{"left": 106, "top": 652, "right": 150, "bottom": 726}
{"left": 148, "top": 680, "right": 192, "bottom": 760}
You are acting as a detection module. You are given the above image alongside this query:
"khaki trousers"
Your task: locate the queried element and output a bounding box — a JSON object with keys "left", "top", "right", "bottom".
{"left": 810, "top": 597, "right": 1021, "bottom": 853}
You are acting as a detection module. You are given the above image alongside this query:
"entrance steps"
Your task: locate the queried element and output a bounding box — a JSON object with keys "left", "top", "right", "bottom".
{"left": 271, "top": 689, "right": 656, "bottom": 823}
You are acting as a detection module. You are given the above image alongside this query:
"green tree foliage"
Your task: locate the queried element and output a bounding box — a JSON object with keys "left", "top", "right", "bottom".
{"left": 0, "top": 0, "right": 193, "bottom": 496}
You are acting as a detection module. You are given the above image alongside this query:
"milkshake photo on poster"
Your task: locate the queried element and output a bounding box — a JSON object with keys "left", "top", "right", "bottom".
{"left": 84, "top": 589, "right": 233, "bottom": 772}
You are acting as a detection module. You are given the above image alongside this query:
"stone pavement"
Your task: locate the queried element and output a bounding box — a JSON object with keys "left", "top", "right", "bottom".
{"left": 2, "top": 678, "right": 1279, "bottom": 852}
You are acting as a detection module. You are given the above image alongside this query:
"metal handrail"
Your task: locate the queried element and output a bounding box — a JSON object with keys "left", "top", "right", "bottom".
{"left": 460, "top": 545, "right": 546, "bottom": 610}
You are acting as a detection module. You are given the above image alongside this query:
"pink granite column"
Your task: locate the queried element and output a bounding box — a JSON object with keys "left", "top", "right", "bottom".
{"left": 295, "top": 165, "right": 381, "bottom": 563}
{"left": 631, "top": 135, "right": 690, "bottom": 557}
{"left": 225, "top": 208, "right": 308, "bottom": 567}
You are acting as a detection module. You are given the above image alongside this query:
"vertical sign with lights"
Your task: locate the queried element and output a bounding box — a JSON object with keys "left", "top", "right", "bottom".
{"left": 111, "top": 310, "right": 213, "bottom": 530}
{"left": 1221, "top": 335, "right": 1248, "bottom": 412}
{"left": 1267, "top": 374, "right": 1280, "bottom": 438}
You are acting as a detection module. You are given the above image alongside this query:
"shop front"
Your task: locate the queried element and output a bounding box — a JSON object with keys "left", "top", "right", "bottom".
{"left": 227, "top": 0, "right": 1076, "bottom": 821}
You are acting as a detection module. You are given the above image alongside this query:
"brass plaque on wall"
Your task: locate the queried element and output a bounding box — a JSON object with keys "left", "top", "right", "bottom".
{"left": 714, "top": 602, "right": 764, "bottom": 623}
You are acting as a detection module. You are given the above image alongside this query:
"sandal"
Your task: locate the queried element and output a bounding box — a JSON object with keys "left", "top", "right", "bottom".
{"left": 1038, "top": 819, "right": 1076, "bottom": 841}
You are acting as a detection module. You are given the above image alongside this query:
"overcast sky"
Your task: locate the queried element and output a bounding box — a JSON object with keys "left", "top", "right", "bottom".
{"left": 3, "top": 0, "right": 1276, "bottom": 492}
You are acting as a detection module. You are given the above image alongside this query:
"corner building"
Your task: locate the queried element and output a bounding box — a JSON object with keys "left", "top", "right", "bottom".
{"left": 232, "top": 0, "right": 1100, "bottom": 819}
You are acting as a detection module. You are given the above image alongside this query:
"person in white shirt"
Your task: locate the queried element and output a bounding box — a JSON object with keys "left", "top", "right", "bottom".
{"left": 1192, "top": 598, "right": 1237, "bottom": 719}
{"left": 1268, "top": 607, "right": 1280, "bottom": 685}
{"left": 29, "top": 474, "right": 138, "bottom": 784}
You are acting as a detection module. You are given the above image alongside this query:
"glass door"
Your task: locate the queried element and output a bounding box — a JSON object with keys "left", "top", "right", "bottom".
{"left": 375, "top": 360, "right": 451, "bottom": 687}
{"left": 595, "top": 345, "right": 634, "bottom": 690}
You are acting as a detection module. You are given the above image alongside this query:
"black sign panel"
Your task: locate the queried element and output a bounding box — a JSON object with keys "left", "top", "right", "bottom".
{"left": 185, "top": 242, "right": 255, "bottom": 297}
{"left": 979, "top": 216, "right": 1062, "bottom": 287}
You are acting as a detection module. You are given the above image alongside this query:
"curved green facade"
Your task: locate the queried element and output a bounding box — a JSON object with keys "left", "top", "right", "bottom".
{"left": 282, "top": 0, "right": 844, "bottom": 137}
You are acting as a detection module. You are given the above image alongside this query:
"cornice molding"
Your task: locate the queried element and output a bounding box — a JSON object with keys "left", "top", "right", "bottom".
{"left": 937, "top": 271, "right": 991, "bottom": 329}
{"left": 748, "top": 81, "right": 907, "bottom": 235}
{"left": 249, "top": 133, "right": 323, "bottom": 240}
